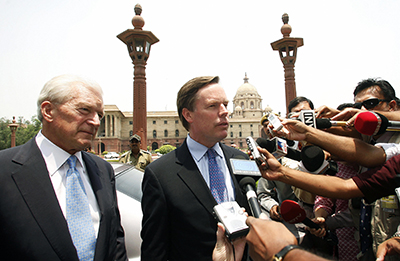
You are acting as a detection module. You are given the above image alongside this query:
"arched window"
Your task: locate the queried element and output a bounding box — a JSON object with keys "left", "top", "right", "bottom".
{"left": 239, "top": 131, "right": 242, "bottom": 137}
{"left": 250, "top": 101, "right": 254, "bottom": 109}
{"left": 164, "top": 130, "right": 168, "bottom": 137}
{"left": 153, "top": 130, "right": 157, "bottom": 138}
{"left": 175, "top": 129, "right": 179, "bottom": 137}
{"left": 129, "top": 130, "right": 133, "bottom": 137}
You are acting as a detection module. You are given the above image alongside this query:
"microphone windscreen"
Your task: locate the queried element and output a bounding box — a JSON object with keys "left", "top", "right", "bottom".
{"left": 280, "top": 200, "right": 306, "bottom": 224}
{"left": 239, "top": 176, "right": 256, "bottom": 190}
{"left": 256, "top": 138, "right": 275, "bottom": 152}
{"left": 354, "top": 111, "right": 379, "bottom": 135}
{"left": 301, "top": 146, "right": 325, "bottom": 172}
{"left": 316, "top": 118, "right": 332, "bottom": 129}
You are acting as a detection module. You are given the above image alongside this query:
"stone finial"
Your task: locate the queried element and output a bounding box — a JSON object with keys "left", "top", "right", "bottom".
{"left": 281, "top": 13, "right": 292, "bottom": 37}
{"left": 132, "top": 4, "right": 144, "bottom": 29}
{"left": 243, "top": 73, "right": 249, "bottom": 83}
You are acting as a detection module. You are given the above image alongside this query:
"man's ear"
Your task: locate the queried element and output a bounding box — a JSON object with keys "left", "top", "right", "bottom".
{"left": 41, "top": 101, "right": 56, "bottom": 123}
{"left": 182, "top": 108, "right": 193, "bottom": 124}
{"left": 388, "top": 100, "right": 398, "bottom": 111}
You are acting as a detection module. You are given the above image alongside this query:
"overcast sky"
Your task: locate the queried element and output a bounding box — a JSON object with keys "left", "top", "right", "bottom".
{"left": 1, "top": 0, "right": 400, "bottom": 121}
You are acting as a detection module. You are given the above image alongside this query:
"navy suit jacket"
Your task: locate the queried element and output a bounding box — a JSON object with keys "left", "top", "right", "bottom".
{"left": 141, "top": 140, "right": 250, "bottom": 261}
{"left": 0, "top": 138, "right": 127, "bottom": 260}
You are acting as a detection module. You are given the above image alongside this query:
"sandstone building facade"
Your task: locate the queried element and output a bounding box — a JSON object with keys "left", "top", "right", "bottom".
{"left": 93, "top": 75, "right": 273, "bottom": 154}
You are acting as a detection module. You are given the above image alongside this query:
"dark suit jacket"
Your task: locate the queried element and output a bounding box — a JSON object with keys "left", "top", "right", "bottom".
{"left": 0, "top": 138, "right": 127, "bottom": 261}
{"left": 141, "top": 140, "right": 250, "bottom": 261}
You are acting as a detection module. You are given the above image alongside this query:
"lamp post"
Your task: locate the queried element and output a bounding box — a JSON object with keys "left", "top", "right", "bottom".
{"left": 8, "top": 116, "right": 19, "bottom": 148}
{"left": 271, "top": 13, "right": 303, "bottom": 114}
{"left": 117, "top": 4, "right": 159, "bottom": 150}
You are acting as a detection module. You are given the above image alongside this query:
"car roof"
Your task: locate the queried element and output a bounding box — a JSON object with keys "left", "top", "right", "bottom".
{"left": 112, "top": 163, "right": 144, "bottom": 201}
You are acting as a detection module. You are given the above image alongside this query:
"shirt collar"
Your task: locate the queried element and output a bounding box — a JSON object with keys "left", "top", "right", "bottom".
{"left": 186, "top": 134, "right": 223, "bottom": 162}
{"left": 35, "top": 131, "right": 83, "bottom": 176}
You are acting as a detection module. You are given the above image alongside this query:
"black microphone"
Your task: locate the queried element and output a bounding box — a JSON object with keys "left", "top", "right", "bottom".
{"left": 298, "top": 110, "right": 346, "bottom": 129}
{"left": 299, "top": 146, "right": 338, "bottom": 176}
{"left": 256, "top": 137, "right": 302, "bottom": 161}
{"left": 239, "top": 177, "right": 262, "bottom": 218}
{"left": 316, "top": 118, "right": 347, "bottom": 129}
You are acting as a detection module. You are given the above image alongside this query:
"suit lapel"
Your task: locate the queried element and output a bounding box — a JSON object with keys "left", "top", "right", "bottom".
{"left": 11, "top": 139, "right": 78, "bottom": 261}
{"left": 176, "top": 141, "right": 217, "bottom": 216}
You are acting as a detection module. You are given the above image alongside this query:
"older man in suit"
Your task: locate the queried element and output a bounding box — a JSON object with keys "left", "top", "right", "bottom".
{"left": 141, "top": 76, "right": 251, "bottom": 261}
{"left": 0, "top": 75, "right": 127, "bottom": 260}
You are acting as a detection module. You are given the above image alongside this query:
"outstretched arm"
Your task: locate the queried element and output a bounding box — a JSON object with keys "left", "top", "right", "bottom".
{"left": 257, "top": 147, "right": 364, "bottom": 200}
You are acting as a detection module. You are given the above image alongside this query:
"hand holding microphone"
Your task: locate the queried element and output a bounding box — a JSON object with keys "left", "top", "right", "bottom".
{"left": 280, "top": 200, "right": 338, "bottom": 245}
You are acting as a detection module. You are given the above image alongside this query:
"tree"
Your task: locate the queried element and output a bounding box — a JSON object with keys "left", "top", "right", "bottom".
{"left": 155, "top": 144, "right": 176, "bottom": 155}
{"left": 0, "top": 116, "right": 42, "bottom": 150}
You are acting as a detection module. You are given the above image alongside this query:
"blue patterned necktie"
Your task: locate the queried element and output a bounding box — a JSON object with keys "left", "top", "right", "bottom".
{"left": 207, "top": 149, "right": 228, "bottom": 204}
{"left": 66, "top": 155, "right": 96, "bottom": 261}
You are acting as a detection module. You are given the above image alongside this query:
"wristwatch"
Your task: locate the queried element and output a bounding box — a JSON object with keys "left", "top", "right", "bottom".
{"left": 272, "top": 244, "right": 301, "bottom": 261}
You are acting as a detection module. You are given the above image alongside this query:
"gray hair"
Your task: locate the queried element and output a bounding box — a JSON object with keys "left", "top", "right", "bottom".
{"left": 37, "top": 74, "right": 103, "bottom": 121}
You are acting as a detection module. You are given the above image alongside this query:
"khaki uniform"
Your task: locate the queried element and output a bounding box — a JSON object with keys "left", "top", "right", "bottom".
{"left": 119, "top": 150, "right": 152, "bottom": 171}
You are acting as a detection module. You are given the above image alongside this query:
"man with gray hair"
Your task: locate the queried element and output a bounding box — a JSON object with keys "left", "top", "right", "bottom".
{"left": 0, "top": 74, "right": 127, "bottom": 260}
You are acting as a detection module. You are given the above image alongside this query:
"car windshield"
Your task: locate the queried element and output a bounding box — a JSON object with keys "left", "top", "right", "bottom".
{"left": 113, "top": 163, "right": 144, "bottom": 202}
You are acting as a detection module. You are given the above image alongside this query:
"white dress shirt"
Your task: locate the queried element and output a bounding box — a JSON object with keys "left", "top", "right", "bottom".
{"left": 186, "top": 134, "right": 235, "bottom": 201}
{"left": 35, "top": 131, "right": 100, "bottom": 237}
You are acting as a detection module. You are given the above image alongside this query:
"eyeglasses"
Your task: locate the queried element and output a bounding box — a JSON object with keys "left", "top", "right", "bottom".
{"left": 353, "top": 98, "right": 390, "bottom": 110}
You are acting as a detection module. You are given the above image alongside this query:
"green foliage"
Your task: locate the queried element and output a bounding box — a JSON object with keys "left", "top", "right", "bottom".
{"left": 0, "top": 116, "right": 42, "bottom": 150}
{"left": 155, "top": 144, "right": 176, "bottom": 155}
{"left": 102, "top": 151, "right": 109, "bottom": 155}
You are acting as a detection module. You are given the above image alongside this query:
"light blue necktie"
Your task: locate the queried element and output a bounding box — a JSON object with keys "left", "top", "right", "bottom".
{"left": 207, "top": 149, "right": 228, "bottom": 204}
{"left": 66, "top": 155, "right": 96, "bottom": 261}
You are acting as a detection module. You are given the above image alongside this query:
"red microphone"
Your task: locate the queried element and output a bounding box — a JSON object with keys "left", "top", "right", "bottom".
{"left": 280, "top": 200, "right": 320, "bottom": 229}
{"left": 280, "top": 200, "right": 338, "bottom": 245}
{"left": 354, "top": 111, "right": 400, "bottom": 136}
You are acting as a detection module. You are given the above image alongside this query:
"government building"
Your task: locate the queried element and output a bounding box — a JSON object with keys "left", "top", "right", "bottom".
{"left": 93, "top": 74, "right": 273, "bottom": 154}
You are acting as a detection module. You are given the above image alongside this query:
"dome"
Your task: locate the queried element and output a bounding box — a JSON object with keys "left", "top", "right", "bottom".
{"left": 235, "top": 73, "right": 259, "bottom": 96}
{"left": 235, "top": 105, "right": 242, "bottom": 111}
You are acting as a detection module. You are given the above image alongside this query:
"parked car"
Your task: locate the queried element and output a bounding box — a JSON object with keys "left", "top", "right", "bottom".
{"left": 104, "top": 152, "right": 120, "bottom": 159}
{"left": 112, "top": 162, "right": 143, "bottom": 260}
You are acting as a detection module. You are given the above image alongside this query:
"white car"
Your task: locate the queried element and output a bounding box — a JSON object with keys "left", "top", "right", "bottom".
{"left": 104, "top": 152, "right": 120, "bottom": 159}
{"left": 112, "top": 163, "right": 143, "bottom": 260}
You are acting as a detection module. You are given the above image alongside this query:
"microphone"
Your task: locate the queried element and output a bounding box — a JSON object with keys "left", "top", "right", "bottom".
{"left": 239, "top": 177, "right": 262, "bottom": 218}
{"left": 354, "top": 111, "right": 400, "bottom": 136}
{"left": 298, "top": 110, "right": 347, "bottom": 129}
{"left": 256, "top": 137, "right": 302, "bottom": 161}
{"left": 280, "top": 200, "right": 338, "bottom": 245}
{"left": 280, "top": 200, "right": 320, "bottom": 229}
{"left": 299, "top": 146, "right": 338, "bottom": 176}
{"left": 316, "top": 118, "right": 347, "bottom": 129}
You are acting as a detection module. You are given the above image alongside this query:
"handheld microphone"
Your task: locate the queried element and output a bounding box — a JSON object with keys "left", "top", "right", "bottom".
{"left": 256, "top": 137, "right": 302, "bottom": 161}
{"left": 354, "top": 111, "right": 400, "bottom": 136}
{"left": 239, "top": 177, "right": 262, "bottom": 218}
{"left": 315, "top": 118, "right": 348, "bottom": 129}
{"left": 299, "top": 146, "right": 338, "bottom": 176}
{"left": 280, "top": 200, "right": 338, "bottom": 245}
{"left": 298, "top": 110, "right": 347, "bottom": 129}
{"left": 280, "top": 200, "right": 319, "bottom": 229}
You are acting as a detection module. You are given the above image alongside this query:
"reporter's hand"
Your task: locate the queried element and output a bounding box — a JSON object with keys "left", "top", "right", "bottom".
{"left": 315, "top": 105, "right": 340, "bottom": 119}
{"left": 255, "top": 147, "right": 284, "bottom": 181}
{"left": 376, "top": 237, "right": 400, "bottom": 261}
{"left": 331, "top": 107, "right": 364, "bottom": 123}
{"left": 269, "top": 205, "right": 282, "bottom": 221}
{"left": 246, "top": 216, "right": 297, "bottom": 261}
{"left": 213, "top": 223, "right": 246, "bottom": 261}
{"left": 307, "top": 217, "right": 327, "bottom": 238}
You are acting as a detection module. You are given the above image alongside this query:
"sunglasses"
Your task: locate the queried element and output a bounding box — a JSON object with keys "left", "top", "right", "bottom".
{"left": 353, "top": 98, "right": 390, "bottom": 110}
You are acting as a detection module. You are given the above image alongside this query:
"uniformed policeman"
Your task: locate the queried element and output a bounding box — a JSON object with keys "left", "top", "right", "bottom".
{"left": 119, "top": 134, "right": 152, "bottom": 171}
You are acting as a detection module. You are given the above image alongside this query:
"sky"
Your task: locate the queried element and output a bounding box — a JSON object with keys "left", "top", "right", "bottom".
{"left": 1, "top": 0, "right": 400, "bottom": 121}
